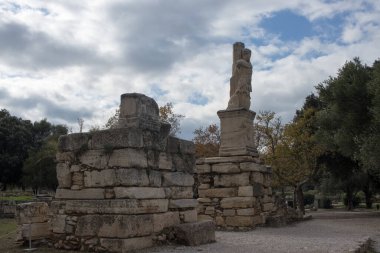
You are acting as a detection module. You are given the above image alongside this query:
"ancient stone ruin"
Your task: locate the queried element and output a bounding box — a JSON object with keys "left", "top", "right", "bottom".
{"left": 196, "top": 42, "right": 275, "bottom": 229}
{"left": 48, "top": 93, "right": 214, "bottom": 251}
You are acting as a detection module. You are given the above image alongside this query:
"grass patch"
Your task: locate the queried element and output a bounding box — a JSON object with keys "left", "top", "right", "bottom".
{"left": 0, "top": 219, "right": 16, "bottom": 237}
{"left": 0, "top": 195, "right": 33, "bottom": 201}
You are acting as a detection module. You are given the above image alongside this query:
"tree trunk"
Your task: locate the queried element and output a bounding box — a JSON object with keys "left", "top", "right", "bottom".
{"left": 363, "top": 176, "right": 373, "bottom": 209}
{"left": 363, "top": 188, "right": 373, "bottom": 209}
{"left": 296, "top": 184, "right": 305, "bottom": 215}
{"left": 293, "top": 188, "right": 297, "bottom": 209}
{"left": 346, "top": 186, "right": 354, "bottom": 211}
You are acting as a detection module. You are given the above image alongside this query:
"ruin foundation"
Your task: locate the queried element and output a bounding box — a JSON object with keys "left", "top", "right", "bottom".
{"left": 50, "top": 93, "right": 214, "bottom": 252}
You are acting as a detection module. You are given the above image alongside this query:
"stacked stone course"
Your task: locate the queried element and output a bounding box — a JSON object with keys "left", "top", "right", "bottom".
{"left": 196, "top": 156, "right": 274, "bottom": 229}
{"left": 51, "top": 93, "right": 202, "bottom": 252}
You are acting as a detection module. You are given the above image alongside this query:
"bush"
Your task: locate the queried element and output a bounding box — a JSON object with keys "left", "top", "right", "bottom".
{"left": 344, "top": 195, "right": 361, "bottom": 208}
{"left": 303, "top": 193, "right": 315, "bottom": 206}
{"left": 321, "top": 198, "right": 333, "bottom": 209}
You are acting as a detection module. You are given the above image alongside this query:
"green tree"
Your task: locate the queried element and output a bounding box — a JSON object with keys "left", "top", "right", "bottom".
{"left": 193, "top": 124, "right": 220, "bottom": 158}
{"left": 273, "top": 108, "right": 323, "bottom": 213}
{"left": 315, "top": 58, "right": 372, "bottom": 210}
{"left": 22, "top": 123, "right": 68, "bottom": 193}
{"left": 0, "top": 109, "right": 34, "bottom": 190}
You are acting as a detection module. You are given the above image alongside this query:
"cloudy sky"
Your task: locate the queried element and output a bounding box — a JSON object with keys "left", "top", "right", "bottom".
{"left": 0, "top": 0, "right": 379, "bottom": 140}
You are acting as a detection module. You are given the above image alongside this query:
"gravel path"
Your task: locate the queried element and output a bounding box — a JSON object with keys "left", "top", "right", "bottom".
{"left": 139, "top": 211, "right": 380, "bottom": 253}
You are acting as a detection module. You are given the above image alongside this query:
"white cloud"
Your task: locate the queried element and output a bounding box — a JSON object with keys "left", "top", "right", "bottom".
{"left": 0, "top": 0, "right": 379, "bottom": 138}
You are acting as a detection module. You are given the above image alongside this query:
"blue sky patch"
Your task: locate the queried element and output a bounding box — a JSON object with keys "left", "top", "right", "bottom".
{"left": 188, "top": 92, "right": 208, "bottom": 105}
{"left": 260, "top": 10, "right": 313, "bottom": 42}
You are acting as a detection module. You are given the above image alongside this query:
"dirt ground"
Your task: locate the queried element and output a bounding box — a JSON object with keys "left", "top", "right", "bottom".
{"left": 1, "top": 210, "right": 380, "bottom": 253}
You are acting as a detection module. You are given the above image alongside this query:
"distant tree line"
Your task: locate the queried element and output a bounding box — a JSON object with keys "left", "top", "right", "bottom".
{"left": 0, "top": 109, "right": 68, "bottom": 192}
{"left": 193, "top": 58, "right": 380, "bottom": 211}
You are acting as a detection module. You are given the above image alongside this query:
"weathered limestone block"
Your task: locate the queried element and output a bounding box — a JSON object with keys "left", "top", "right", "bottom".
{"left": 58, "top": 133, "right": 90, "bottom": 152}
{"left": 162, "top": 172, "right": 194, "bottom": 186}
{"left": 100, "top": 237, "right": 153, "bottom": 252}
{"left": 223, "top": 209, "right": 236, "bottom": 216}
{"left": 56, "top": 163, "right": 71, "bottom": 188}
{"left": 16, "top": 202, "right": 49, "bottom": 224}
{"left": 214, "top": 172, "right": 250, "bottom": 187}
{"left": 51, "top": 214, "right": 67, "bottom": 234}
{"left": 203, "top": 156, "right": 257, "bottom": 164}
{"left": 79, "top": 150, "right": 108, "bottom": 169}
{"left": 65, "top": 199, "right": 168, "bottom": 214}
{"left": 198, "top": 188, "right": 237, "bottom": 198}
{"left": 204, "top": 206, "right": 215, "bottom": 215}
{"left": 252, "top": 182, "right": 264, "bottom": 197}
{"left": 71, "top": 172, "right": 84, "bottom": 189}
{"left": 215, "top": 216, "right": 225, "bottom": 226}
{"left": 167, "top": 136, "right": 180, "bottom": 153}
{"left": 50, "top": 201, "right": 66, "bottom": 215}
{"left": 158, "top": 153, "right": 172, "bottom": 170}
{"left": 153, "top": 211, "right": 180, "bottom": 232}
{"left": 84, "top": 169, "right": 116, "bottom": 187}
{"left": 75, "top": 215, "right": 154, "bottom": 238}
{"left": 148, "top": 169, "right": 162, "bottom": 187}
{"left": 170, "top": 221, "right": 215, "bottom": 246}
{"left": 179, "top": 139, "right": 195, "bottom": 154}
{"left": 164, "top": 187, "right": 193, "bottom": 199}
{"left": 172, "top": 154, "right": 195, "bottom": 173}
{"left": 217, "top": 109, "right": 257, "bottom": 157}
{"left": 220, "top": 197, "right": 254, "bottom": 209}
{"left": 240, "top": 162, "right": 266, "bottom": 172}
{"left": 237, "top": 208, "right": 255, "bottom": 216}
{"left": 212, "top": 163, "right": 240, "bottom": 173}
{"left": 108, "top": 148, "right": 147, "bottom": 168}
{"left": 262, "top": 203, "right": 274, "bottom": 211}
{"left": 198, "top": 198, "right": 212, "bottom": 203}
{"left": 250, "top": 171, "right": 264, "bottom": 184}
{"left": 198, "top": 214, "right": 213, "bottom": 221}
{"left": 70, "top": 165, "right": 81, "bottom": 172}
{"left": 238, "top": 186, "right": 253, "bottom": 197}
{"left": 114, "top": 187, "right": 165, "bottom": 199}
{"left": 196, "top": 164, "right": 211, "bottom": 174}
{"left": 116, "top": 168, "right": 149, "bottom": 186}
{"left": 91, "top": 128, "right": 144, "bottom": 150}
{"left": 180, "top": 210, "right": 197, "bottom": 223}
{"left": 169, "top": 199, "right": 198, "bottom": 209}
{"left": 55, "top": 188, "right": 105, "bottom": 199}
{"left": 198, "top": 183, "right": 210, "bottom": 189}
{"left": 21, "top": 222, "right": 51, "bottom": 240}
{"left": 225, "top": 216, "right": 254, "bottom": 227}
{"left": 56, "top": 152, "right": 75, "bottom": 162}
{"left": 262, "top": 195, "right": 273, "bottom": 203}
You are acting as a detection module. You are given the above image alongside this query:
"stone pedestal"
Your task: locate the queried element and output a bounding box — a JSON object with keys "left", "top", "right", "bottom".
{"left": 217, "top": 108, "right": 257, "bottom": 157}
{"left": 196, "top": 156, "right": 274, "bottom": 229}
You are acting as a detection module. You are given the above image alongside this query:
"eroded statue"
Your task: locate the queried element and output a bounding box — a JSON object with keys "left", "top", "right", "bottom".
{"left": 227, "top": 42, "right": 252, "bottom": 110}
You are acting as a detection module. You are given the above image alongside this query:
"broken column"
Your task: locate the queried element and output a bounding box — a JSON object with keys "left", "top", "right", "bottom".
{"left": 52, "top": 93, "right": 214, "bottom": 252}
{"left": 196, "top": 42, "right": 274, "bottom": 229}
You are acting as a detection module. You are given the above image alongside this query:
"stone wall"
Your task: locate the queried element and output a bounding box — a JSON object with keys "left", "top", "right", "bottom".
{"left": 15, "top": 202, "right": 51, "bottom": 243}
{"left": 50, "top": 93, "right": 203, "bottom": 252}
{"left": 196, "top": 156, "right": 274, "bottom": 229}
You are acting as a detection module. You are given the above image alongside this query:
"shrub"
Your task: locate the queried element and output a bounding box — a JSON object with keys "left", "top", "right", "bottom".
{"left": 343, "top": 195, "right": 361, "bottom": 208}
{"left": 303, "top": 193, "right": 315, "bottom": 206}
{"left": 321, "top": 198, "right": 333, "bottom": 209}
